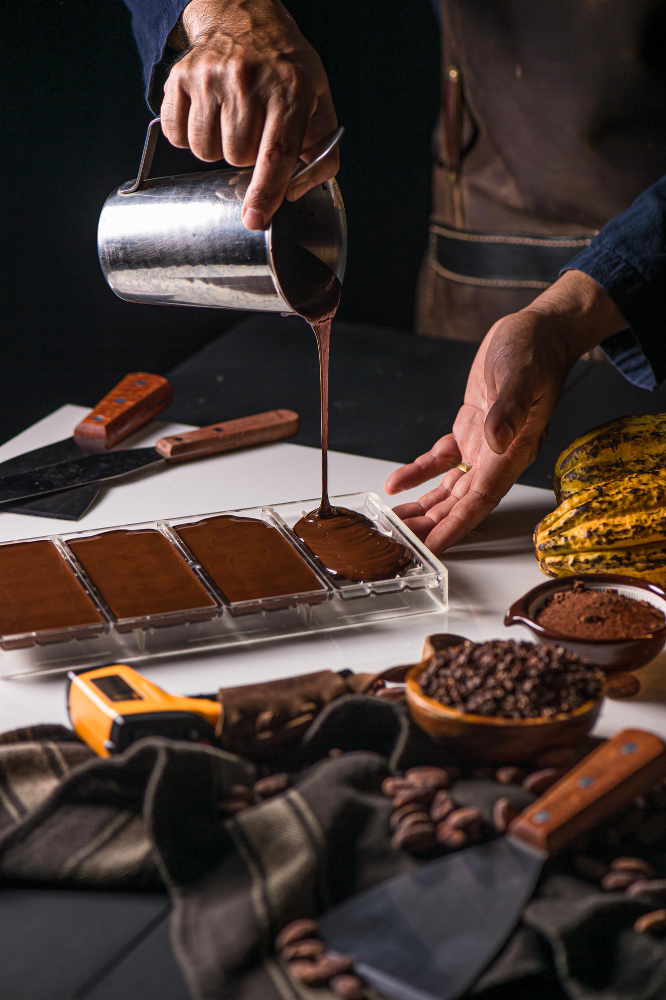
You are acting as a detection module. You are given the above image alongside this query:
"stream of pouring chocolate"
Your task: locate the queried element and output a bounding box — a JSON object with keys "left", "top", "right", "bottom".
{"left": 289, "top": 251, "right": 411, "bottom": 582}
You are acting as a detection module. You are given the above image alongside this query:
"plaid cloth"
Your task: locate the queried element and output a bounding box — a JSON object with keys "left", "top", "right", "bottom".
{"left": 1, "top": 701, "right": 666, "bottom": 1000}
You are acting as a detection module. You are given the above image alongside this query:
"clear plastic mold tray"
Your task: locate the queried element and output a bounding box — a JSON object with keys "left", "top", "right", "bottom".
{"left": 0, "top": 492, "right": 447, "bottom": 678}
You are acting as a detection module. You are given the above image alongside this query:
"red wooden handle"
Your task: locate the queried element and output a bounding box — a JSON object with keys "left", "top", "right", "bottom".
{"left": 509, "top": 729, "right": 666, "bottom": 856}
{"left": 155, "top": 409, "right": 300, "bottom": 462}
{"left": 74, "top": 373, "right": 173, "bottom": 450}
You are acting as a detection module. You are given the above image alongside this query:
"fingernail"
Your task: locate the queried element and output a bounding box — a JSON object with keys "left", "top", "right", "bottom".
{"left": 290, "top": 183, "right": 308, "bottom": 201}
{"left": 495, "top": 425, "right": 514, "bottom": 452}
{"left": 243, "top": 208, "right": 265, "bottom": 230}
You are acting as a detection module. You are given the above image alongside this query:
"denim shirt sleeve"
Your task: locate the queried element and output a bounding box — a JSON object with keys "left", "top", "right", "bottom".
{"left": 561, "top": 176, "right": 666, "bottom": 390}
{"left": 123, "top": 0, "right": 188, "bottom": 112}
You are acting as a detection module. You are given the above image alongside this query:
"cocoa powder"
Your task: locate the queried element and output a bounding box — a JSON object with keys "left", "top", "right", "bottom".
{"left": 536, "top": 581, "right": 664, "bottom": 640}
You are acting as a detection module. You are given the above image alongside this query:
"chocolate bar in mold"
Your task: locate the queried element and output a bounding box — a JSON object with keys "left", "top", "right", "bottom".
{"left": 173, "top": 514, "right": 329, "bottom": 616}
{"left": 0, "top": 539, "right": 105, "bottom": 649}
{"left": 66, "top": 529, "right": 218, "bottom": 631}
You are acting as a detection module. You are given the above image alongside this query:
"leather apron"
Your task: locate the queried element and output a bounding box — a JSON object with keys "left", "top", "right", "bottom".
{"left": 419, "top": 0, "right": 666, "bottom": 341}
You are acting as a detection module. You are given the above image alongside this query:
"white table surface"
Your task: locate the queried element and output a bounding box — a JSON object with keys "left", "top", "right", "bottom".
{"left": 1, "top": 405, "right": 665, "bottom": 741}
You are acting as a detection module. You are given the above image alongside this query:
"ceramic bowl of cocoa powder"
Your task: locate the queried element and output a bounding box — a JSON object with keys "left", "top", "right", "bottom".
{"left": 504, "top": 574, "right": 666, "bottom": 671}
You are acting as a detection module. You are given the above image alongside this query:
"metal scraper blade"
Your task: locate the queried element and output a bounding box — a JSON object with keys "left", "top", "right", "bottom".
{"left": 319, "top": 836, "right": 545, "bottom": 1000}
{"left": 1, "top": 483, "right": 101, "bottom": 520}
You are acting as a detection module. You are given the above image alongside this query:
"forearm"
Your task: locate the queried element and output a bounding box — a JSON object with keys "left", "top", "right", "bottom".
{"left": 522, "top": 269, "right": 628, "bottom": 371}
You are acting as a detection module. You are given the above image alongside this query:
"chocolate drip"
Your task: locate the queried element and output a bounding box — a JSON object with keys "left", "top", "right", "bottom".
{"left": 312, "top": 317, "right": 333, "bottom": 515}
{"left": 176, "top": 515, "right": 324, "bottom": 603}
{"left": 293, "top": 506, "right": 412, "bottom": 582}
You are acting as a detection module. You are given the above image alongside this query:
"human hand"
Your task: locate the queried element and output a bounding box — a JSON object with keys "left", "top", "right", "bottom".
{"left": 162, "top": 0, "right": 338, "bottom": 230}
{"left": 385, "top": 271, "right": 627, "bottom": 554}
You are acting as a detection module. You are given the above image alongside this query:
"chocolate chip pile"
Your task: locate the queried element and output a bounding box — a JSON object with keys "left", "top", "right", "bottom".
{"left": 274, "top": 920, "right": 364, "bottom": 998}
{"left": 418, "top": 639, "right": 602, "bottom": 719}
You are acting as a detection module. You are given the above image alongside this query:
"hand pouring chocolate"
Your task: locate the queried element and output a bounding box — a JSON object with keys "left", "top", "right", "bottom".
{"left": 319, "top": 729, "right": 666, "bottom": 1000}
{"left": 0, "top": 410, "right": 300, "bottom": 503}
{"left": 0, "top": 372, "right": 172, "bottom": 519}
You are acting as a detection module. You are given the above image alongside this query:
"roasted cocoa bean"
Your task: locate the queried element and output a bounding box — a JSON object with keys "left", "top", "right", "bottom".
{"left": 435, "top": 824, "right": 467, "bottom": 849}
{"left": 610, "top": 857, "right": 656, "bottom": 879}
{"left": 492, "top": 797, "right": 517, "bottom": 834}
{"left": 374, "top": 686, "right": 406, "bottom": 703}
{"left": 381, "top": 776, "right": 412, "bottom": 797}
{"left": 389, "top": 802, "right": 427, "bottom": 831}
{"left": 430, "top": 790, "right": 456, "bottom": 824}
{"left": 522, "top": 768, "right": 565, "bottom": 795}
{"left": 444, "top": 807, "right": 483, "bottom": 832}
{"left": 330, "top": 973, "right": 366, "bottom": 999}
{"left": 627, "top": 880, "right": 666, "bottom": 900}
{"left": 634, "top": 910, "right": 666, "bottom": 935}
{"left": 254, "top": 773, "right": 290, "bottom": 799}
{"left": 604, "top": 673, "right": 641, "bottom": 700}
{"left": 275, "top": 919, "right": 319, "bottom": 952}
{"left": 405, "top": 766, "right": 450, "bottom": 790}
{"left": 391, "top": 821, "right": 436, "bottom": 854}
{"left": 495, "top": 766, "right": 525, "bottom": 785}
{"left": 282, "top": 940, "right": 326, "bottom": 961}
{"left": 394, "top": 810, "right": 432, "bottom": 832}
{"left": 601, "top": 870, "right": 641, "bottom": 892}
{"left": 392, "top": 785, "right": 436, "bottom": 809}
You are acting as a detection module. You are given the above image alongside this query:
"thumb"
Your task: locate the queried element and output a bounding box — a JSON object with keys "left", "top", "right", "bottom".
{"left": 484, "top": 369, "right": 535, "bottom": 454}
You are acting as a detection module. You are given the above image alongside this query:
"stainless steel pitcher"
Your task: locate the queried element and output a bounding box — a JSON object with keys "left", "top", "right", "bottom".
{"left": 98, "top": 118, "right": 347, "bottom": 320}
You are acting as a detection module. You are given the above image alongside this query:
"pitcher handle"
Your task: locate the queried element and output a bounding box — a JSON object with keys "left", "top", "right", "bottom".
{"left": 119, "top": 117, "right": 162, "bottom": 195}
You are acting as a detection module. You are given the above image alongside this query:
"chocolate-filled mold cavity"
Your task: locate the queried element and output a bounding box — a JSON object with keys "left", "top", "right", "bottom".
{"left": 0, "top": 540, "right": 104, "bottom": 647}
{"left": 66, "top": 529, "right": 217, "bottom": 626}
{"left": 293, "top": 506, "right": 413, "bottom": 583}
{"left": 175, "top": 515, "right": 327, "bottom": 607}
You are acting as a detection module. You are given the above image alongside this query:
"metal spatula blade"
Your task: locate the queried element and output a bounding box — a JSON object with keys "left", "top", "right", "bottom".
{"left": 320, "top": 836, "right": 543, "bottom": 1000}
{"left": 319, "top": 729, "right": 666, "bottom": 1000}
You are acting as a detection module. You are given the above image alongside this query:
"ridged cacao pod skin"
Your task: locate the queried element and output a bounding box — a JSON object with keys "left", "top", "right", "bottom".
{"left": 554, "top": 413, "right": 666, "bottom": 503}
{"left": 534, "top": 471, "right": 666, "bottom": 587}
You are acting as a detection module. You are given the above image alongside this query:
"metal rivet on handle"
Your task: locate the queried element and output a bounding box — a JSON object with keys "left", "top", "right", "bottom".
{"left": 114, "top": 397, "right": 126, "bottom": 404}
{"left": 92, "top": 416, "right": 104, "bottom": 422}
{"left": 213, "top": 427, "right": 223, "bottom": 433}
{"left": 532, "top": 810, "right": 551, "bottom": 825}
{"left": 578, "top": 776, "right": 594, "bottom": 788}
{"left": 135, "top": 380, "right": 146, "bottom": 385}
{"left": 621, "top": 742, "right": 638, "bottom": 755}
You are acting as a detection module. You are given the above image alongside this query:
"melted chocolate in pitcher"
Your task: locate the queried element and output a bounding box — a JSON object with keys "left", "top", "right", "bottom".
{"left": 287, "top": 247, "right": 411, "bottom": 582}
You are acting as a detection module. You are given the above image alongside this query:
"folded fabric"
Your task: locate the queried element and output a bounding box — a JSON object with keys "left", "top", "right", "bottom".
{"left": 0, "top": 702, "right": 665, "bottom": 1000}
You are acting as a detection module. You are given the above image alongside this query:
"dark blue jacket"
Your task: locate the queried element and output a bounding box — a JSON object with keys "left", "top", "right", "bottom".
{"left": 124, "top": 0, "right": 666, "bottom": 389}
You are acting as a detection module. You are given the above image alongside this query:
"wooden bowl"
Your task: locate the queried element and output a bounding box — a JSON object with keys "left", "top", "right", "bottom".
{"left": 504, "top": 574, "right": 666, "bottom": 673}
{"left": 405, "top": 636, "right": 601, "bottom": 763}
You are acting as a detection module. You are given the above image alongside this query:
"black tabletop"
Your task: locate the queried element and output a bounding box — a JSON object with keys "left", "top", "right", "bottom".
{"left": 165, "top": 316, "right": 666, "bottom": 493}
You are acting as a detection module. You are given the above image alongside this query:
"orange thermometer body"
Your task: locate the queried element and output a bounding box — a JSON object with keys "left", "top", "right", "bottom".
{"left": 66, "top": 664, "right": 221, "bottom": 757}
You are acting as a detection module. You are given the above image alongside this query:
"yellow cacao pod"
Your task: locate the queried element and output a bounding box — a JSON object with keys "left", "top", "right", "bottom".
{"left": 534, "top": 470, "right": 666, "bottom": 588}
{"left": 554, "top": 412, "right": 666, "bottom": 503}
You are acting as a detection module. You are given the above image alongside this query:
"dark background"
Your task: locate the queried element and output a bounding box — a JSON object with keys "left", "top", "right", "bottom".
{"left": 4, "top": 1, "right": 440, "bottom": 443}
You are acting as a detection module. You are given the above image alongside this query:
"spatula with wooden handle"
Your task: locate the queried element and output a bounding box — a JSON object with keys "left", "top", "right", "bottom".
{"left": 320, "top": 728, "right": 666, "bottom": 1000}
{"left": 0, "top": 410, "right": 300, "bottom": 504}
{"left": 0, "top": 373, "right": 173, "bottom": 519}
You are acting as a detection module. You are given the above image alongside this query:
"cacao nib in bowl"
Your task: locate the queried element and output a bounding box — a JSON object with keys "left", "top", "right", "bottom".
{"left": 504, "top": 575, "right": 666, "bottom": 672}
{"left": 405, "top": 634, "right": 602, "bottom": 764}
